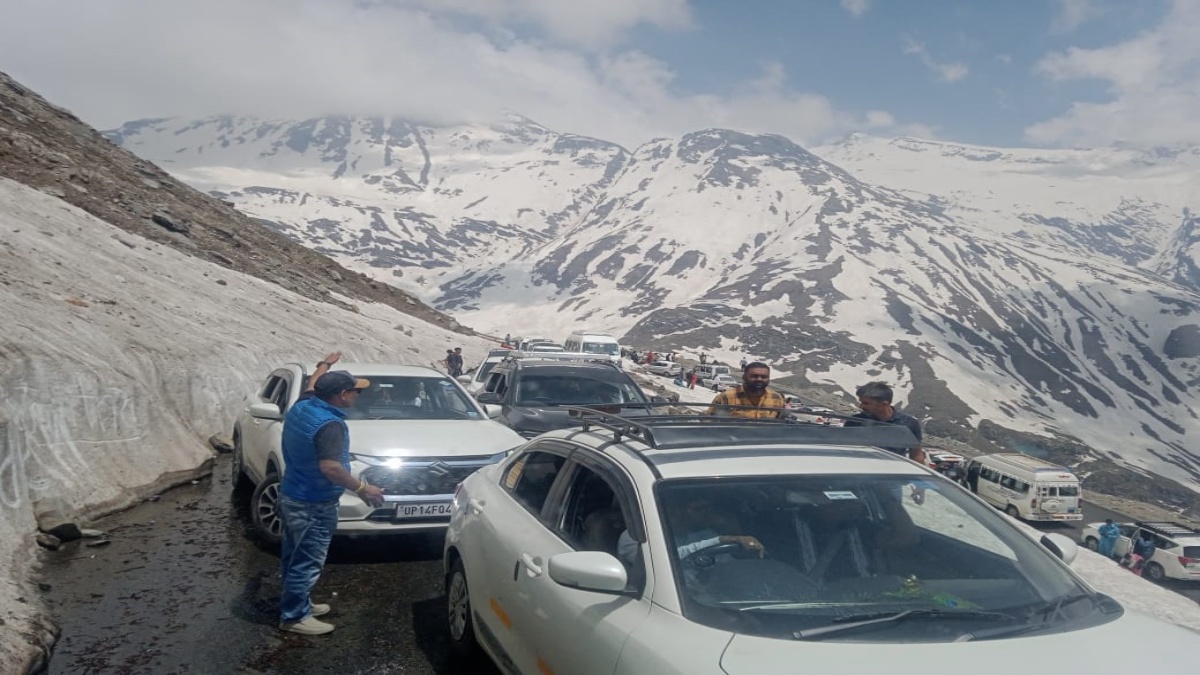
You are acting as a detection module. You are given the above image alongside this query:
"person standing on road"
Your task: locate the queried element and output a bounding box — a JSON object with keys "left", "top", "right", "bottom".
{"left": 1098, "top": 519, "right": 1121, "bottom": 559}
{"left": 278, "top": 352, "right": 385, "bottom": 636}
{"left": 843, "top": 381, "right": 925, "bottom": 465}
{"left": 706, "top": 362, "right": 787, "bottom": 419}
{"left": 448, "top": 347, "right": 465, "bottom": 377}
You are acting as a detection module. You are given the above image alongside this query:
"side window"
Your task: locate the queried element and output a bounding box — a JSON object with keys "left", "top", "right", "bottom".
{"left": 271, "top": 374, "right": 292, "bottom": 412}
{"left": 558, "top": 466, "right": 623, "bottom": 553}
{"left": 980, "top": 467, "right": 999, "bottom": 483}
{"left": 259, "top": 375, "right": 283, "bottom": 401}
{"left": 503, "top": 451, "right": 567, "bottom": 515}
{"left": 484, "top": 371, "right": 506, "bottom": 395}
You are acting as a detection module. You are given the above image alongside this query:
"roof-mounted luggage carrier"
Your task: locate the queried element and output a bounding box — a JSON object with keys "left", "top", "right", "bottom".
{"left": 501, "top": 351, "right": 619, "bottom": 367}
{"left": 1136, "top": 522, "right": 1200, "bottom": 538}
{"left": 561, "top": 404, "right": 920, "bottom": 452}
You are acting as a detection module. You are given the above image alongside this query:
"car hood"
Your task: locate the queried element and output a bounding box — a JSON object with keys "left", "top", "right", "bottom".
{"left": 345, "top": 419, "right": 524, "bottom": 458}
{"left": 719, "top": 611, "right": 1199, "bottom": 674}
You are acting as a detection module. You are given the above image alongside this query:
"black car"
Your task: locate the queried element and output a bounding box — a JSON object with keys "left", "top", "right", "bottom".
{"left": 475, "top": 358, "right": 665, "bottom": 438}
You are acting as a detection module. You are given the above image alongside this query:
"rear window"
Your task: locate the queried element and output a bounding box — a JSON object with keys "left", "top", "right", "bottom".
{"left": 514, "top": 368, "right": 647, "bottom": 406}
{"left": 1182, "top": 546, "right": 1200, "bottom": 559}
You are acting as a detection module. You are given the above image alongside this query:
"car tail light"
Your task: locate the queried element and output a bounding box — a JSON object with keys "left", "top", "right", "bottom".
{"left": 1178, "top": 556, "right": 1199, "bottom": 566}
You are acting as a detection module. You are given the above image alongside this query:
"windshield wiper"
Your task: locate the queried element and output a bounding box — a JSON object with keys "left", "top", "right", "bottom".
{"left": 794, "top": 608, "right": 1016, "bottom": 640}
{"left": 1025, "top": 592, "right": 1096, "bottom": 622}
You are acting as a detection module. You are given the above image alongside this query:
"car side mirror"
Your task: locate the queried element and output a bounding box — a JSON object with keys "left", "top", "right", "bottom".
{"left": 476, "top": 392, "right": 501, "bottom": 405}
{"left": 649, "top": 396, "right": 668, "bottom": 405}
{"left": 456, "top": 375, "right": 472, "bottom": 384}
{"left": 248, "top": 402, "right": 282, "bottom": 420}
{"left": 483, "top": 403, "right": 503, "bottom": 419}
{"left": 548, "top": 551, "right": 628, "bottom": 594}
{"left": 1041, "top": 533, "right": 1079, "bottom": 565}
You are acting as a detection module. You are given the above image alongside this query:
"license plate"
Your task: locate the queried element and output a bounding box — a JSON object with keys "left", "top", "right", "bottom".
{"left": 395, "top": 502, "right": 453, "bottom": 519}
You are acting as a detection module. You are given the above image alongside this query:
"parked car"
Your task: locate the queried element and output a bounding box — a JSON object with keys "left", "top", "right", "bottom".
{"left": 963, "top": 454, "right": 1082, "bottom": 522}
{"left": 231, "top": 363, "right": 525, "bottom": 545}
{"left": 1080, "top": 521, "right": 1200, "bottom": 582}
{"left": 458, "top": 348, "right": 512, "bottom": 395}
{"left": 645, "top": 359, "right": 681, "bottom": 377}
{"left": 475, "top": 357, "right": 665, "bottom": 439}
{"left": 444, "top": 411, "right": 1199, "bottom": 674}
{"left": 701, "top": 373, "right": 739, "bottom": 391}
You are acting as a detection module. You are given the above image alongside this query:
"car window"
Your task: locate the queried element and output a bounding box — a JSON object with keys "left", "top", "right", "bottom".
{"left": 514, "top": 371, "right": 647, "bottom": 406}
{"left": 503, "top": 451, "right": 567, "bottom": 514}
{"left": 1183, "top": 546, "right": 1200, "bottom": 558}
{"left": 270, "top": 375, "right": 291, "bottom": 412}
{"left": 260, "top": 374, "right": 283, "bottom": 401}
{"left": 557, "top": 465, "right": 624, "bottom": 553}
{"left": 1118, "top": 525, "right": 1138, "bottom": 537}
{"left": 657, "top": 474, "right": 1097, "bottom": 642}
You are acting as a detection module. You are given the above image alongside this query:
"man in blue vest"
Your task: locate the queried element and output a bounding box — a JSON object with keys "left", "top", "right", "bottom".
{"left": 278, "top": 352, "right": 385, "bottom": 635}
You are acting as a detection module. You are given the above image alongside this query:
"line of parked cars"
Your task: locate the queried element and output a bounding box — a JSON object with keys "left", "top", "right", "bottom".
{"left": 231, "top": 357, "right": 1200, "bottom": 673}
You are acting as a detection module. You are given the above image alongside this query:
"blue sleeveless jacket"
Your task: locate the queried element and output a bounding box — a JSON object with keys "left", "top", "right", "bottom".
{"left": 281, "top": 395, "right": 351, "bottom": 503}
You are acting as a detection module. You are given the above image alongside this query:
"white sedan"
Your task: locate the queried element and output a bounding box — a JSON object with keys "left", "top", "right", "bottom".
{"left": 231, "top": 363, "right": 525, "bottom": 545}
{"left": 645, "top": 360, "right": 681, "bottom": 377}
{"left": 443, "top": 414, "right": 1200, "bottom": 674}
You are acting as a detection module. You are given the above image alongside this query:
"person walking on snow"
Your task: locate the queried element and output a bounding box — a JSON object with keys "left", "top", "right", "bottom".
{"left": 1098, "top": 519, "right": 1121, "bottom": 559}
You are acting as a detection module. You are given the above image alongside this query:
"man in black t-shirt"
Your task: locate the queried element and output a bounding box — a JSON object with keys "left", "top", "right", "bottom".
{"left": 843, "top": 381, "right": 925, "bottom": 464}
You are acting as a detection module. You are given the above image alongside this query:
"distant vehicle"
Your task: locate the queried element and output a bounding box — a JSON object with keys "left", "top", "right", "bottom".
{"left": 782, "top": 394, "right": 804, "bottom": 410}
{"left": 527, "top": 342, "right": 565, "bottom": 353}
{"left": 702, "top": 373, "right": 739, "bottom": 392}
{"left": 563, "top": 331, "right": 622, "bottom": 366}
{"left": 694, "top": 363, "right": 732, "bottom": 381}
{"left": 457, "top": 349, "right": 513, "bottom": 394}
{"left": 1080, "top": 521, "right": 1200, "bottom": 583}
{"left": 964, "top": 453, "right": 1082, "bottom": 522}
{"left": 231, "top": 363, "right": 524, "bottom": 545}
{"left": 925, "top": 450, "right": 966, "bottom": 480}
{"left": 645, "top": 359, "right": 681, "bottom": 377}
{"left": 517, "top": 337, "right": 556, "bottom": 351}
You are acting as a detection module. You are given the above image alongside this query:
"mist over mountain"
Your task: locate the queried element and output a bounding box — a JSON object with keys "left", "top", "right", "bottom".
{"left": 107, "top": 114, "right": 1200, "bottom": 499}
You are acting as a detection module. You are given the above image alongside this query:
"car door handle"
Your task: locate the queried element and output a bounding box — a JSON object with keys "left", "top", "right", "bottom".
{"left": 519, "top": 553, "right": 543, "bottom": 577}
{"left": 468, "top": 498, "right": 485, "bottom": 514}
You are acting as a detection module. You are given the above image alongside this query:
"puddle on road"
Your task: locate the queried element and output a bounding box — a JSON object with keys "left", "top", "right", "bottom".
{"left": 37, "top": 454, "right": 483, "bottom": 674}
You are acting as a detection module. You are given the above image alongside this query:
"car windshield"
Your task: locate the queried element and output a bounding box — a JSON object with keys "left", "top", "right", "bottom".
{"left": 514, "top": 371, "right": 647, "bottom": 406}
{"left": 472, "top": 361, "right": 499, "bottom": 382}
{"left": 658, "top": 474, "right": 1111, "bottom": 642}
{"left": 345, "top": 376, "right": 482, "bottom": 420}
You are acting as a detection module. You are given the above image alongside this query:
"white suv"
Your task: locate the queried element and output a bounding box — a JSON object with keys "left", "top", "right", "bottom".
{"left": 443, "top": 411, "right": 1199, "bottom": 674}
{"left": 1080, "top": 521, "right": 1200, "bottom": 582}
{"left": 232, "top": 363, "right": 524, "bottom": 545}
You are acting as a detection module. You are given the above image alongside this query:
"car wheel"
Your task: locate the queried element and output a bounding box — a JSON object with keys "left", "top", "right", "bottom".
{"left": 230, "top": 433, "right": 253, "bottom": 494}
{"left": 1084, "top": 537, "right": 1099, "bottom": 552}
{"left": 1144, "top": 562, "right": 1166, "bottom": 583}
{"left": 251, "top": 472, "right": 284, "bottom": 547}
{"left": 447, "top": 558, "right": 482, "bottom": 661}
{"left": 1005, "top": 505, "right": 1020, "bottom": 519}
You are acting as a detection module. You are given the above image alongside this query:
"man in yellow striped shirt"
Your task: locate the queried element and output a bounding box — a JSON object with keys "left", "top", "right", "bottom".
{"left": 706, "top": 362, "right": 787, "bottom": 419}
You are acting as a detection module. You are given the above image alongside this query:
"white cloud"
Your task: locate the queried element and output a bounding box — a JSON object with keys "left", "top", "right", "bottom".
{"left": 0, "top": 0, "right": 913, "bottom": 149}
{"left": 839, "top": 0, "right": 871, "bottom": 18}
{"left": 902, "top": 38, "right": 969, "bottom": 82}
{"left": 1052, "top": 0, "right": 1099, "bottom": 33}
{"left": 1027, "top": 0, "right": 1200, "bottom": 146}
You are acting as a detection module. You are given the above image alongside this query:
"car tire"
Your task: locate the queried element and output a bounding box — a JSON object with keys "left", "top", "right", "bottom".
{"left": 1144, "top": 562, "right": 1166, "bottom": 583}
{"left": 230, "top": 432, "right": 253, "bottom": 495}
{"left": 447, "top": 558, "right": 483, "bottom": 662}
{"left": 1084, "top": 537, "right": 1099, "bottom": 552}
{"left": 1005, "top": 505, "right": 1021, "bottom": 519}
{"left": 251, "top": 472, "right": 284, "bottom": 547}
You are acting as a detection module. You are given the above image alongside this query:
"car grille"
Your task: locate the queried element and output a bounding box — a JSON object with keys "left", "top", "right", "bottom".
{"left": 361, "top": 456, "right": 493, "bottom": 497}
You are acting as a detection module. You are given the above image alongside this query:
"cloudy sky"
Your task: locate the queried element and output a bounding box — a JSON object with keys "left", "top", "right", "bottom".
{"left": 2, "top": 0, "right": 1197, "bottom": 149}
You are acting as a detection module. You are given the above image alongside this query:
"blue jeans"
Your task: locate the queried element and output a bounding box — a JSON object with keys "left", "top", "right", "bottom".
{"left": 278, "top": 494, "right": 340, "bottom": 624}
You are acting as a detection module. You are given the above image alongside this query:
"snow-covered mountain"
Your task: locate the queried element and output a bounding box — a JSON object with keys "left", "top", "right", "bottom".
{"left": 106, "top": 115, "right": 1200, "bottom": 494}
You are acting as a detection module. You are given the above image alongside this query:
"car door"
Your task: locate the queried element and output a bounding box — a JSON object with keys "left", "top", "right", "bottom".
{"left": 1112, "top": 524, "right": 1137, "bottom": 558}
{"left": 242, "top": 368, "right": 295, "bottom": 478}
{"left": 509, "top": 453, "right": 653, "bottom": 675}
{"left": 467, "top": 443, "right": 572, "bottom": 672}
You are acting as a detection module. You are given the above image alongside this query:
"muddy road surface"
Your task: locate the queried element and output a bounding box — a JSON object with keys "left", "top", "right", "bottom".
{"left": 39, "top": 453, "right": 499, "bottom": 674}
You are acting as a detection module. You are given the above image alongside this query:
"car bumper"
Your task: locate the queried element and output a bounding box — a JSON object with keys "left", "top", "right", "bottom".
{"left": 334, "top": 492, "right": 454, "bottom": 534}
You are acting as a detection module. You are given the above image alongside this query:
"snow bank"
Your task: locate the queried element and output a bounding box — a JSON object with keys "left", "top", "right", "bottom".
{"left": 0, "top": 179, "right": 493, "bottom": 669}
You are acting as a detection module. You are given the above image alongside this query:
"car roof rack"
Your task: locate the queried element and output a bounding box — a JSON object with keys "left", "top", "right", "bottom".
{"left": 501, "top": 352, "right": 618, "bottom": 366}
{"left": 561, "top": 404, "right": 920, "bottom": 452}
{"left": 1135, "top": 522, "right": 1200, "bottom": 538}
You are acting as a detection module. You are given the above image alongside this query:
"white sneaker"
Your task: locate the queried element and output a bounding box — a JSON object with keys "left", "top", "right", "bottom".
{"left": 311, "top": 604, "right": 331, "bottom": 617}
{"left": 280, "top": 616, "right": 335, "bottom": 635}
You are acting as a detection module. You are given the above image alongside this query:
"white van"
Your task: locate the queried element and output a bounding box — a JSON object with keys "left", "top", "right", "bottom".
{"left": 562, "top": 331, "right": 622, "bottom": 366}
{"left": 964, "top": 453, "right": 1082, "bottom": 522}
{"left": 694, "top": 363, "right": 733, "bottom": 380}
